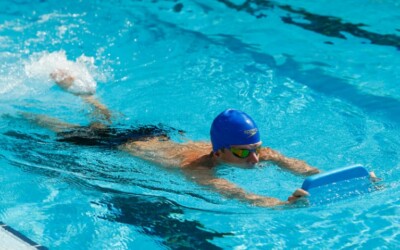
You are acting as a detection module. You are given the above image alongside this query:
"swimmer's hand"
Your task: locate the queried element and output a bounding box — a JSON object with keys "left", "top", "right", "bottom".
{"left": 370, "top": 171, "right": 381, "bottom": 182}
{"left": 287, "top": 188, "right": 309, "bottom": 203}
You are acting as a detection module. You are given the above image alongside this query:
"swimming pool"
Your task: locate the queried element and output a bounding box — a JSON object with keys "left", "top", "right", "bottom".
{"left": 1, "top": 0, "right": 399, "bottom": 248}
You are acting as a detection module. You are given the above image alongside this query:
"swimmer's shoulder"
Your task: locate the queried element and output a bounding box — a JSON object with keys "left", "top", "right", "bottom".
{"left": 178, "top": 141, "right": 214, "bottom": 168}
{"left": 120, "top": 139, "right": 213, "bottom": 168}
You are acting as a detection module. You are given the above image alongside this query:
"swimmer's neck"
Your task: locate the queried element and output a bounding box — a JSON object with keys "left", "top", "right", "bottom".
{"left": 182, "top": 151, "right": 217, "bottom": 169}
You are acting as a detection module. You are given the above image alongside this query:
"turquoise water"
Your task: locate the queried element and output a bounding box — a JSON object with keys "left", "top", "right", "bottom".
{"left": 1, "top": 0, "right": 400, "bottom": 249}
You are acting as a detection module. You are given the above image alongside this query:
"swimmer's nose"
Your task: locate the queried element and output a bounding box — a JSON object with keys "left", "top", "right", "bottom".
{"left": 247, "top": 152, "right": 259, "bottom": 165}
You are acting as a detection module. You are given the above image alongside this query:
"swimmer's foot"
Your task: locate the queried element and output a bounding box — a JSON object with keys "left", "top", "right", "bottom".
{"left": 50, "top": 69, "right": 112, "bottom": 124}
{"left": 50, "top": 69, "right": 76, "bottom": 94}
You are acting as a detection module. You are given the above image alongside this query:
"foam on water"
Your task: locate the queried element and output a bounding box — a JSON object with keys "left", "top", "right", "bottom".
{"left": 24, "top": 50, "right": 97, "bottom": 95}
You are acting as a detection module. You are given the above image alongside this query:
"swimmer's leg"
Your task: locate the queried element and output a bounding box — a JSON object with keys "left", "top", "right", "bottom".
{"left": 20, "top": 112, "right": 79, "bottom": 133}
{"left": 51, "top": 69, "right": 113, "bottom": 124}
{"left": 82, "top": 95, "right": 112, "bottom": 124}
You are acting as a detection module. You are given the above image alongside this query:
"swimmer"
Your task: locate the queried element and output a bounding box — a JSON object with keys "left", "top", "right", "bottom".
{"left": 26, "top": 70, "right": 321, "bottom": 207}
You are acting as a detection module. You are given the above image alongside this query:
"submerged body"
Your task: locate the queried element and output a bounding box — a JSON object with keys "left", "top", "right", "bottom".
{"left": 25, "top": 69, "right": 320, "bottom": 207}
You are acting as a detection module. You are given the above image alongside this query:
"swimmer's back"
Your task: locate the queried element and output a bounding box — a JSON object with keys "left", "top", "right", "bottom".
{"left": 122, "top": 139, "right": 212, "bottom": 168}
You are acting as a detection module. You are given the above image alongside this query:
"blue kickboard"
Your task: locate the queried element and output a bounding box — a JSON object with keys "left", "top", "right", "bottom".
{"left": 301, "top": 165, "right": 370, "bottom": 191}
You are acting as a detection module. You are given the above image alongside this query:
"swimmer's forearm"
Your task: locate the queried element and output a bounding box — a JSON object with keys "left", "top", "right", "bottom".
{"left": 200, "top": 177, "right": 286, "bottom": 207}
{"left": 260, "top": 148, "right": 320, "bottom": 176}
{"left": 278, "top": 157, "right": 320, "bottom": 176}
{"left": 183, "top": 167, "right": 285, "bottom": 206}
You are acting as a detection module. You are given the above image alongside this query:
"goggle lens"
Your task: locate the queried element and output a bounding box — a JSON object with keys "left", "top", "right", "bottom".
{"left": 230, "top": 146, "right": 261, "bottom": 159}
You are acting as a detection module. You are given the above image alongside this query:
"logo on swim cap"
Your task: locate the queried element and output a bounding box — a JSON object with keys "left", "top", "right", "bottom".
{"left": 210, "top": 109, "right": 261, "bottom": 152}
{"left": 244, "top": 128, "right": 258, "bottom": 138}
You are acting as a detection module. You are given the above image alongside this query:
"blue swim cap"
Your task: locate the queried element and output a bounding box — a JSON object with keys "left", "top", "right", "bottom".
{"left": 210, "top": 109, "right": 261, "bottom": 152}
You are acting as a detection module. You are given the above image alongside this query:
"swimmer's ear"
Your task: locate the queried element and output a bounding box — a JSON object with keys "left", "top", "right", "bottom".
{"left": 213, "top": 150, "right": 222, "bottom": 158}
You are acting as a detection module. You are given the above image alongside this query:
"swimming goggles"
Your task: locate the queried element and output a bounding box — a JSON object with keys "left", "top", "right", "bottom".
{"left": 230, "top": 146, "right": 261, "bottom": 159}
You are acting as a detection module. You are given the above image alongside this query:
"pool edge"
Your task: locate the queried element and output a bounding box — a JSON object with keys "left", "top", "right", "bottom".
{"left": 0, "top": 221, "right": 48, "bottom": 250}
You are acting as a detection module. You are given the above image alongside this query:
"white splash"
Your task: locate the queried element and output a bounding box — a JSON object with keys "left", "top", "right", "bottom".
{"left": 24, "top": 50, "right": 97, "bottom": 95}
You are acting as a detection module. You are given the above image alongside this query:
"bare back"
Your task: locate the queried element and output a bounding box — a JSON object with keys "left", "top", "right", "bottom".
{"left": 120, "top": 138, "right": 213, "bottom": 168}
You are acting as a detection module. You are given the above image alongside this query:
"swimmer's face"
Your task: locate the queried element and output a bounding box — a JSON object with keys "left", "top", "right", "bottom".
{"left": 216, "top": 142, "right": 262, "bottom": 167}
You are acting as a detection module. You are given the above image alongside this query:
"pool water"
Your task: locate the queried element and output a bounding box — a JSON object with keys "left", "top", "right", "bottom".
{"left": 1, "top": 0, "right": 400, "bottom": 249}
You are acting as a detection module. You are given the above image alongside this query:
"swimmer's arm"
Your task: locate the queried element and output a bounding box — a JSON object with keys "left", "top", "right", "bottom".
{"left": 182, "top": 167, "right": 288, "bottom": 207}
{"left": 50, "top": 69, "right": 112, "bottom": 123}
{"left": 259, "top": 147, "right": 320, "bottom": 176}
